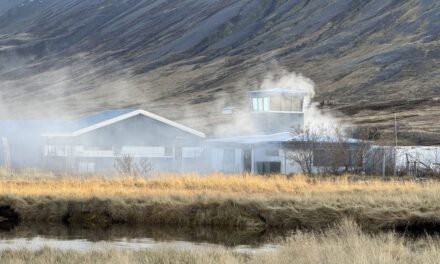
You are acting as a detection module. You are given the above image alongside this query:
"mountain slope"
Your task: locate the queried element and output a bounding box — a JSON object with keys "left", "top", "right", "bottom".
{"left": 1, "top": 0, "right": 440, "bottom": 143}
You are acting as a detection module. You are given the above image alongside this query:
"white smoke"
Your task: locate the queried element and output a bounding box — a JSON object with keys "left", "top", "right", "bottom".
{"left": 211, "top": 68, "right": 344, "bottom": 137}
{"left": 261, "top": 70, "right": 315, "bottom": 98}
{"left": 260, "top": 69, "right": 343, "bottom": 131}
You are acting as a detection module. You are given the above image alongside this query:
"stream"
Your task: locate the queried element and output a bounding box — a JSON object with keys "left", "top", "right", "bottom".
{"left": 0, "top": 223, "right": 285, "bottom": 252}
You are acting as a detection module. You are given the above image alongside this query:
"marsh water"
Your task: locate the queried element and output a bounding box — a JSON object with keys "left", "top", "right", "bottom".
{"left": 0, "top": 223, "right": 285, "bottom": 252}
{"left": 2, "top": 219, "right": 437, "bottom": 252}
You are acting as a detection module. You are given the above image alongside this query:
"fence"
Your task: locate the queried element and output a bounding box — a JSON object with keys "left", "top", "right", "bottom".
{"left": 366, "top": 146, "right": 440, "bottom": 176}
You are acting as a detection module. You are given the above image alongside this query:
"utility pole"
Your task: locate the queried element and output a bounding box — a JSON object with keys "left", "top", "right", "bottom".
{"left": 393, "top": 113, "right": 398, "bottom": 176}
{"left": 394, "top": 114, "right": 398, "bottom": 147}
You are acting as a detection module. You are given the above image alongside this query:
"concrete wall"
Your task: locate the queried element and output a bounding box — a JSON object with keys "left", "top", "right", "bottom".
{"left": 206, "top": 143, "right": 306, "bottom": 175}
{"left": 207, "top": 147, "right": 243, "bottom": 173}
{"left": 250, "top": 112, "right": 304, "bottom": 134}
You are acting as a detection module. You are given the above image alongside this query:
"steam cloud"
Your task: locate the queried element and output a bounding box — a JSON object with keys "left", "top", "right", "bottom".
{"left": 212, "top": 68, "right": 344, "bottom": 137}
{"left": 260, "top": 69, "right": 342, "bottom": 131}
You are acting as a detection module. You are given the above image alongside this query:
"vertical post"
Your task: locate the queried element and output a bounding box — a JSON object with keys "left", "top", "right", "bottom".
{"left": 66, "top": 145, "right": 76, "bottom": 172}
{"left": 435, "top": 148, "right": 438, "bottom": 166}
{"left": 414, "top": 161, "right": 418, "bottom": 176}
{"left": 394, "top": 114, "right": 398, "bottom": 147}
{"left": 393, "top": 148, "right": 397, "bottom": 177}
{"left": 406, "top": 153, "right": 409, "bottom": 173}
{"left": 174, "top": 136, "right": 184, "bottom": 173}
{"left": 251, "top": 146, "right": 254, "bottom": 174}
{"left": 382, "top": 148, "right": 386, "bottom": 177}
{"left": 1, "top": 137, "right": 11, "bottom": 167}
{"left": 394, "top": 114, "right": 398, "bottom": 176}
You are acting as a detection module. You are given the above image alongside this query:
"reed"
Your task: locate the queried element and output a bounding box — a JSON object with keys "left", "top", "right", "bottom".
{"left": 0, "top": 170, "right": 439, "bottom": 231}
{"left": 1, "top": 221, "right": 439, "bottom": 264}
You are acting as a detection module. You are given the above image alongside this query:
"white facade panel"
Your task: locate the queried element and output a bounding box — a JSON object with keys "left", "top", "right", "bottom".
{"left": 121, "top": 146, "right": 173, "bottom": 158}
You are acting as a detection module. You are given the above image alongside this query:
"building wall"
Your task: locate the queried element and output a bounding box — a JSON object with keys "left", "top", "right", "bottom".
{"left": 206, "top": 143, "right": 300, "bottom": 175}
{"left": 284, "top": 149, "right": 320, "bottom": 174}
{"left": 207, "top": 147, "right": 243, "bottom": 173}
{"left": 250, "top": 112, "right": 304, "bottom": 134}
{"left": 43, "top": 115, "right": 204, "bottom": 173}
{"left": 0, "top": 129, "right": 45, "bottom": 169}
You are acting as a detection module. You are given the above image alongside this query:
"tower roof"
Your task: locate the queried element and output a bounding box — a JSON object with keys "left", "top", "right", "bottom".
{"left": 248, "top": 88, "right": 309, "bottom": 96}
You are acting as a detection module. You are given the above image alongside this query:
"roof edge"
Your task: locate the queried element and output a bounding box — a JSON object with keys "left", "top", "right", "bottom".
{"left": 42, "top": 109, "right": 205, "bottom": 138}
{"left": 248, "top": 88, "right": 309, "bottom": 96}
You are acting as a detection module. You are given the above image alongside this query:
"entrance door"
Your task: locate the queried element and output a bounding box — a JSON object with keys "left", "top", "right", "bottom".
{"left": 256, "top": 162, "right": 281, "bottom": 175}
{"left": 243, "top": 149, "right": 252, "bottom": 172}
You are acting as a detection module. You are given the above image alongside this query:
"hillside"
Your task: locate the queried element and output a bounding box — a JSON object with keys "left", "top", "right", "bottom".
{"left": 1, "top": 0, "right": 440, "bottom": 143}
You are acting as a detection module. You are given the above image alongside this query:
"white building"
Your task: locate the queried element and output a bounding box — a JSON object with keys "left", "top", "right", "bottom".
{"left": 205, "top": 88, "right": 367, "bottom": 175}
{"left": 206, "top": 89, "right": 302, "bottom": 174}
{"left": 0, "top": 88, "right": 367, "bottom": 175}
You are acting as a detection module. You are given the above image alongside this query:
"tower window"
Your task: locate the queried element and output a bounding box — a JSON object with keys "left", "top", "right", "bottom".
{"left": 252, "top": 96, "right": 270, "bottom": 112}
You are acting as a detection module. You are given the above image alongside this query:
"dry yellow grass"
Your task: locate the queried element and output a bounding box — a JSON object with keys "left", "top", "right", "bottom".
{"left": 0, "top": 169, "right": 435, "bottom": 200}
{"left": 1, "top": 169, "right": 439, "bottom": 231}
{"left": 1, "top": 221, "right": 439, "bottom": 264}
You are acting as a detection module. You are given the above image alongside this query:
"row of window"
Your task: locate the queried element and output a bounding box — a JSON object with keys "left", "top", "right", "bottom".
{"left": 44, "top": 145, "right": 202, "bottom": 158}
{"left": 122, "top": 146, "right": 174, "bottom": 157}
{"left": 251, "top": 96, "right": 303, "bottom": 112}
{"left": 222, "top": 148, "right": 279, "bottom": 164}
{"left": 252, "top": 97, "right": 270, "bottom": 112}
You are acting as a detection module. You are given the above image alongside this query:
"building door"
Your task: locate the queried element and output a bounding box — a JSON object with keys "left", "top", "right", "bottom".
{"left": 243, "top": 148, "right": 252, "bottom": 172}
{"left": 256, "top": 162, "right": 281, "bottom": 174}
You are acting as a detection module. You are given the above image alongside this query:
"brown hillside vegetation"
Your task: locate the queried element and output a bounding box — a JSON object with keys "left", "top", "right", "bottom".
{"left": 1, "top": 1, "right": 440, "bottom": 143}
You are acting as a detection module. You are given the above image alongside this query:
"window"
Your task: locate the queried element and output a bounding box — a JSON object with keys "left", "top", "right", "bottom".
{"left": 223, "top": 149, "right": 235, "bottom": 164}
{"left": 121, "top": 146, "right": 173, "bottom": 158}
{"left": 251, "top": 96, "right": 270, "bottom": 112}
{"left": 263, "top": 97, "right": 270, "bottom": 111}
{"left": 45, "top": 145, "right": 67, "bottom": 157}
{"left": 280, "top": 96, "right": 291, "bottom": 111}
{"left": 291, "top": 98, "right": 303, "bottom": 112}
{"left": 252, "top": 98, "right": 258, "bottom": 111}
{"left": 83, "top": 146, "right": 113, "bottom": 151}
{"left": 270, "top": 96, "right": 282, "bottom": 111}
{"left": 268, "top": 95, "right": 303, "bottom": 112}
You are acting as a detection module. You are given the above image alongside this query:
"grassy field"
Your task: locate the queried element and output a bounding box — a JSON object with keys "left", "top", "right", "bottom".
{"left": 0, "top": 169, "right": 440, "bottom": 231}
{"left": 1, "top": 221, "right": 439, "bottom": 264}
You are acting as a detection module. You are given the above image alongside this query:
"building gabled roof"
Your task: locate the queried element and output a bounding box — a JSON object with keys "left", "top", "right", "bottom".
{"left": 43, "top": 109, "right": 205, "bottom": 138}
{"left": 287, "top": 134, "right": 363, "bottom": 144}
